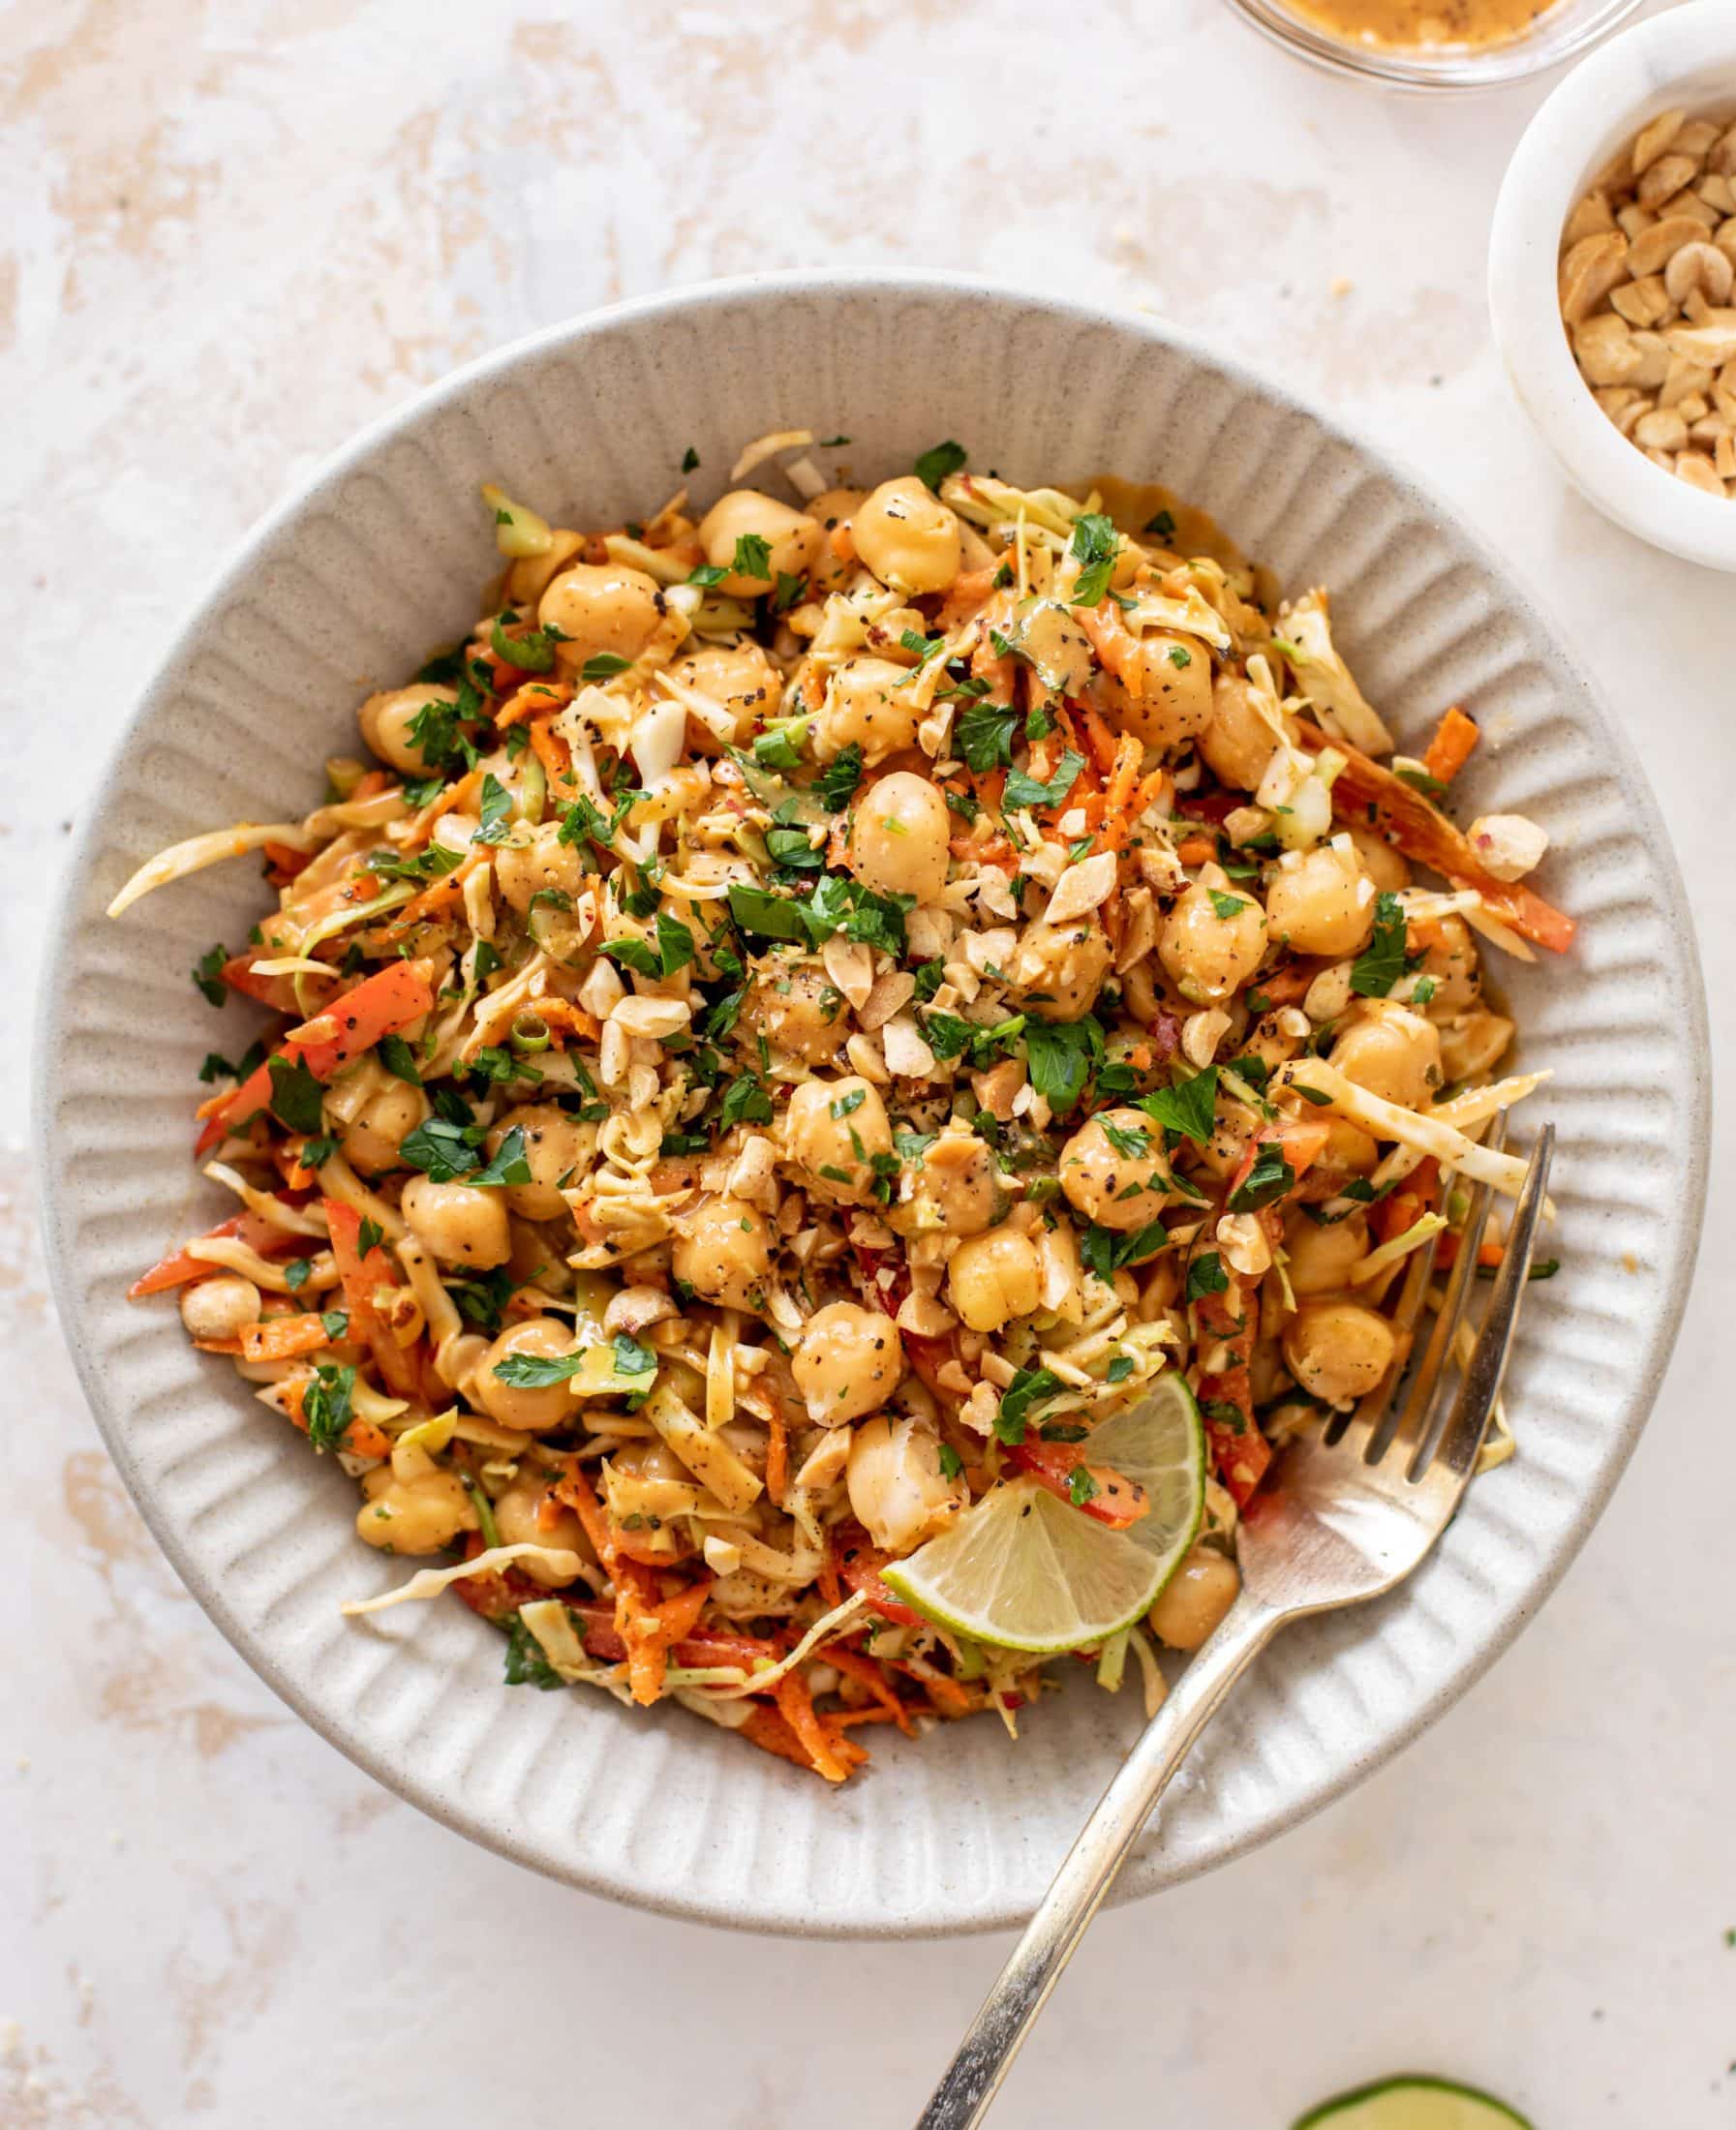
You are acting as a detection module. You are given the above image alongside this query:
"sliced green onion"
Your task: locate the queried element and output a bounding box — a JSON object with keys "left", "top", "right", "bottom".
{"left": 511, "top": 1013, "right": 552, "bottom": 1054}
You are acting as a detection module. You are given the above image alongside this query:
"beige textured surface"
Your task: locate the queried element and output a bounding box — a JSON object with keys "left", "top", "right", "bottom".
{"left": 4, "top": 1, "right": 1733, "bottom": 2123}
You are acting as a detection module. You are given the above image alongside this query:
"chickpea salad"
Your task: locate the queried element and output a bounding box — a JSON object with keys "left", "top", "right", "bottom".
{"left": 113, "top": 430, "right": 1571, "bottom": 1782}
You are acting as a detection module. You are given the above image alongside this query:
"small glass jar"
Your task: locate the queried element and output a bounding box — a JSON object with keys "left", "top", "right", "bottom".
{"left": 1221, "top": 0, "right": 1643, "bottom": 89}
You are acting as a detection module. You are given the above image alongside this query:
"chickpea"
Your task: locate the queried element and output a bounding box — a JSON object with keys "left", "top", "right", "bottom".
{"left": 792, "top": 1301, "right": 904, "bottom": 1425}
{"left": 358, "top": 683, "right": 458, "bottom": 776}
{"left": 1415, "top": 914, "right": 1481, "bottom": 1016}
{"left": 492, "top": 1472, "right": 594, "bottom": 1585}
{"left": 1099, "top": 632, "right": 1214, "bottom": 751}
{"left": 357, "top": 1463, "right": 477, "bottom": 1554}
{"left": 805, "top": 487, "right": 867, "bottom": 596}
{"left": 784, "top": 1078, "right": 894, "bottom": 1204}
{"left": 473, "top": 1318, "right": 586, "bottom": 1433}
{"left": 1009, "top": 919, "right": 1114, "bottom": 1021}
{"left": 812, "top": 655, "right": 922, "bottom": 766}
{"left": 179, "top": 1274, "right": 262, "bottom": 1344}
{"left": 663, "top": 643, "right": 782, "bottom": 748}
{"left": 902, "top": 1130, "right": 998, "bottom": 1237}
{"left": 1348, "top": 824, "right": 1410, "bottom": 894}
{"left": 1439, "top": 1009, "right": 1513, "bottom": 1083}
{"left": 488, "top": 1102, "right": 586, "bottom": 1221}
{"left": 671, "top": 1195, "right": 772, "bottom": 1310}
{"left": 851, "top": 475, "right": 963, "bottom": 595}
{"left": 1284, "top": 1299, "right": 1397, "bottom": 1409}
{"left": 947, "top": 1227, "right": 1042, "bottom": 1332}
{"left": 1158, "top": 879, "right": 1267, "bottom": 1005}
{"left": 1283, "top": 1210, "right": 1370, "bottom": 1295}
{"left": 745, "top": 963, "right": 847, "bottom": 1066}
{"left": 338, "top": 1074, "right": 428, "bottom": 1177}
{"left": 1199, "top": 671, "right": 1281, "bottom": 791}
{"left": 1330, "top": 1004, "right": 1443, "bottom": 1111}
{"left": 402, "top": 1174, "right": 512, "bottom": 1269}
{"left": 537, "top": 562, "right": 663, "bottom": 669}
{"left": 1264, "top": 844, "right": 1375, "bottom": 958}
{"left": 1148, "top": 1547, "right": 1242, "bottom": 1651}
{"left": 503, "top": 527, "right": 584, "bottom": 609}
{"left": 696, "top": 490, "right": 823, "bottom": 596}
{"left": 847, "top": 771, "right": 951, "bottom": 901}
{"left": 493, "top": 820, "right": 587, "bottom": 916}
{"left": 845, "top": 1415, "right": 965, "bottom": 1554}
{"left": 1313, "top": 1116, "right": 1380, "bottom": 1180}
{"left": 1058, "top": 1109, "right": 1173, "bottom": 1232}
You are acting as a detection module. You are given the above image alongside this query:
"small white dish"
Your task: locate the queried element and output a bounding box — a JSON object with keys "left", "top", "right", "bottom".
{"left": 1489, "top": 0, "right": 1736, "bottom": 571}
{"left": 34, "top": 272, "right": 1710, "bottom": 1935}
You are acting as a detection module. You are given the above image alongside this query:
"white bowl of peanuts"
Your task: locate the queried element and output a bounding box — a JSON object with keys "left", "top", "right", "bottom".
{"left": 1489, "top": 0, "right": 1736, "bottom": 570}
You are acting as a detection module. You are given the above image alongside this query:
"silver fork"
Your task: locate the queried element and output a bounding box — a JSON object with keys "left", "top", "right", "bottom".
{"left": 918, "top": 1118, "right": 1554, "bottom": 2129}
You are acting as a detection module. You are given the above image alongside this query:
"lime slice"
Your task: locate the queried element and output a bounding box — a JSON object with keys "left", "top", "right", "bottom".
{"left": 1294, "top": 2077, "right": 1534, "bottom": 2130}
{"left": 880, "top": 1374, "right": 1205, "bottom": 1653}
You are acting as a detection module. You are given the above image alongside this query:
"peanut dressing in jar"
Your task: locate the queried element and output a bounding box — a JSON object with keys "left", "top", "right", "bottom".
{"left": 1281, "top": 0, "right": 1554, "bottom": 48}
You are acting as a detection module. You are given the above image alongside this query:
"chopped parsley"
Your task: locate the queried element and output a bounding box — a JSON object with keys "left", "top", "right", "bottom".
{"left": 302, "top": 1363, "right": 356, "bottom": 1453}
{"left": 1350, "top": 891, "right": 1414, "bottom": 998}
{"left": 1023, "top": 1015, "right": 1104, "bottom": 1112}
{"left": 602, "top": 910, "right": 696, "bottom": 981}
{"left": 994, "top": 1365, "right": 1063, "bottom": 1445}
{"left": 1003, "top": 749, "right": 1085, "bottom": 813}
{"left": 915, "top": 439, "right": 967, "bottom": 491}
{"left": 1228, "top": 1142, "right": 1294, "bottom": 1213}
{"left": 1067, "top": 512, "right": 1120, "bottom": 607}
{"left": 266, "top": 1054, "right": 324, "bottom": 1136}
{"left": 1185, "top": 1252, "right": 1229, "bottom": 1301}
{"left": 580, "top": 652, "right": 632, "bottom": 685}
{"left": 955, "top": 701, "right": 1018, "bottom": 774}
{"left": 1135, "top": 1064, "right": 1219, "bottom": 1145}
{"left": 192, "top": 946, "right": 228, "bottom": 1008}
{"left": 817, "top": 744, "right": 864, "bottom": 811}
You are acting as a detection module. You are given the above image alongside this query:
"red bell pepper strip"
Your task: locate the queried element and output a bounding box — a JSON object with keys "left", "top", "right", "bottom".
{"left": 1005, "top": 1438, "right": 1149, "bottom": 1529}
{"left": 833, "top": 1528, "right": 925, "bottom": 1628}
{"left": 128, "top": 1211, "right": 301, "bottom": 1297}
{"left": 1294, "top": 726, "right": 1574, "bottom": 954}
{"left": 196, "top": 961, "right": 434, "bottom": 1154}
{"left": 322, "top": 1197, "right": 422, "bottom": 1400}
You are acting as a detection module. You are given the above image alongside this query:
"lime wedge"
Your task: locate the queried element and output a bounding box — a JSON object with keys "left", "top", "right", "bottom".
{"left": 1294, "top": 2077, "right": 1534, "bottom": 2130}
{"left": 880, "top": 1374, "right": 1205, "bottom": 1654}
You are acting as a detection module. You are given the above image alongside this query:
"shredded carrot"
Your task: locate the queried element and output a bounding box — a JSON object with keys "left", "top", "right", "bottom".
{"left": 1375, "top": 1156, "right": 1440, "bottom": 1243}
{"left": 1079, "top": 704, "right": 1120, "bottom": 775}
{"left": 893, "top": 1656, "right": 974, "bottom": 1718}
{"left": 526, "top": 997, "right": 601, "bottom": 1044}
{"left": 829, "top": 1647, "right": 913, "bottom": 1734}
{"left": 816, "top": 1551, "right": 842, "bottom": 1610}
{"left": 529, "top": 720, "right": 575, "bottom": 794}
{"left": 239, "top": 1314, "right": 335, "bottom": 1362}
{"left": 1259, "top": 961, "right": 1320, "bottom": 1008}
{"left": 494, "top": 680, "right": 573, "bottom": 729}
{"left": 553, "top": 1463, "right": 621, "bottom": 1574}
{"left": 1421, "top": 706, "right": 1479, "bottom": 784}
{"left": 262, "top": 841, "right": 311, "bottom": 884}
{"left": 1175, "top": 836, "right": 1216, "bottom": 867}
{"left": 829, "top": 521, "right": 857, "bottom": 564}
{"left": 775, "top": 1672, "right": 855, "bottom": 1783}
{"left": 740, "top": 1705, "right": 832, "bottom": 1775}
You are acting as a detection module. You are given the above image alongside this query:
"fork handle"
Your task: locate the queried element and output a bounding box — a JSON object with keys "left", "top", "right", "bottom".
{"left": 916, "top": 1597, "right": 1282, "bottom": 2130}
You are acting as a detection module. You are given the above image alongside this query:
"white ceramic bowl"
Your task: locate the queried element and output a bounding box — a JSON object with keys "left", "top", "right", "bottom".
{"left": 35, "top": 273, "right": 1709, "bottom": 1937}
{"left": 1489, "top": 0, "right": 1736, "bottom": 570}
